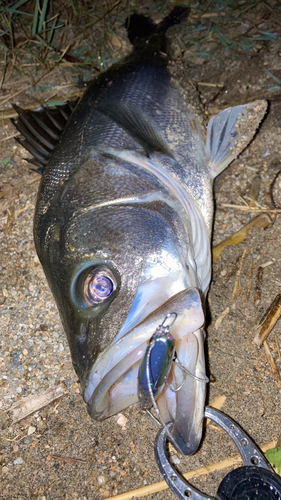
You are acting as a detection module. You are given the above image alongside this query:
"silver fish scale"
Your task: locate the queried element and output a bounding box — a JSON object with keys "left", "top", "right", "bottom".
{"left": 60, "top": 154, "right": 173, "bottom": 212}
{"left": 35, "top": 60, "right": 211, "bottom": 235}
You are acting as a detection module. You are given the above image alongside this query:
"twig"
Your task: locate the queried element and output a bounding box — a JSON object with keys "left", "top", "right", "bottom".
{"left": 243, "top": 316, "right": 260, "bottom": 338}
{"left": 221, "top": 204, "right": 281, "bottom": 213}
{"left": 1, "top": 434, "right": 20, "bottom": 442}
{"left": 0, "top": 52, "right": 7, "bottom": 90}
{"left": 0, "top": 132, "right": 20, "bottom": 142}
{"left": 197, "top": 82, "right": 224, "bottom": 87}
{"left": 15, "top": 204, "right": 35, "bottom": 218}
{"left": 0, "top": 63, "right": 79, "bottom": 108}
{"left": 254, "top": 266, "right": 263, "bottom": 305}
{"left": 204, "top": 395, "right": 226, "bottom": 426}
{"left": 246, "top": 257, "right": 253, "bottom": 302}
{"left": 50, "top": 455, "right": 87, "bottom": 465}
{"left": 56, "top": 44, "right": 71, "bottom": 64}
{"left": 103, "top": 439, "right": 277, "bottom": 500}
{"left": 269, "top": 170, "right": 281, "bottom": 209}
{"left": 7, "top": 384, "right": 68, "bottom": 423}
{"left": 215, "top": 307, "right": 230, "bottom": 330}
{"left": 275, "top": 333, "right": 281, "bottom": 364}
{"left": 0, "top": 89, "right": 83, "bottom": 121}
{"left": 0, "top": 84, "right": 33, "bottom": 107}
{"left": 253, "top": 294, "right": 281, "bottom": 347}
{"left": 232, "top": 249, "right": 247, "bottom": 299}
{"left": 235, "top": 191, "right": 249, "bottom": 207}
{"left": 27, "top": 175, "right": 41, "bottom": 185}
{"left": 263, "top": 340, "right": 281, "bottom": 390}
{"left": 249, "top": 175, "right": 261, "bottom": 207}
{"left": 212, "top": 213, "right": 273, "bottom": 262}
{"left": 260, "top": 261, "right": 275, "bottom": 268}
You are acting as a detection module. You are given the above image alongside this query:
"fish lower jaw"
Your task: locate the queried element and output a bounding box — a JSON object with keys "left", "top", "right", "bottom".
{"left": 86, "top": 328, "right": 207, "bottom": 457}
{"left": 156, "top": 327, "right": 207, "bottom": 455}
{"left": 84, "top": 288, "right": 207, "bottom": 455}
{"left": 84, "top": 287, "right": 204, "bottom": 414}
{"left": 86, "top": 355, "right": 142, "bottom": 420}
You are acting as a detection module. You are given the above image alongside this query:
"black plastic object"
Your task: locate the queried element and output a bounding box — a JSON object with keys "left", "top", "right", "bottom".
{"left": 154, "top": 406, "right": 281, "bottom": 500}
{"left": 216, "top": 466, "right": 281, "bottom": 500}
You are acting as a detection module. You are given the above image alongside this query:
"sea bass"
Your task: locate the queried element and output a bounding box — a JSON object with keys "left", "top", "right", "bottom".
{"left": 12, "top": 7, "right": 266, "bottom": 455}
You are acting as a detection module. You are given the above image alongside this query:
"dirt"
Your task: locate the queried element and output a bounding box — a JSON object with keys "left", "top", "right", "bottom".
{"left": 0, "top": 1, "right": 281, "bottom": 499}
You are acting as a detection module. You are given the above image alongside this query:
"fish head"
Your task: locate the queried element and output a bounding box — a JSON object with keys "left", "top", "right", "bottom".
{"left": 35, "top": 153, "right": 207, "bottom": 454}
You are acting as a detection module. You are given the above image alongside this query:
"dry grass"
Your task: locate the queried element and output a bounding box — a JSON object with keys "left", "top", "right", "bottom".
{"left": 1, "top": 1, "right": 281, "bottom": 111}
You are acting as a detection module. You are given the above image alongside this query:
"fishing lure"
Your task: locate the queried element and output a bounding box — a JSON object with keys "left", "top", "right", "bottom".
{"left": 138, "top": 312, "right": 209, "bottom": 453}
{"left": 138, "top": 312, "right": 177, "bottom": 410}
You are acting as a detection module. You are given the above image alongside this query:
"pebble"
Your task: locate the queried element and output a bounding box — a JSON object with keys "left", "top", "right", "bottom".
{"left": 27, "top": 425, "right": 36, "bottom": 435}
{"left": 23, "top": 436, "right": 33, "bottom": 444}
{"left": 37, "top": 419, "right": 47, "bottom": 430}
{"left": 2, "top": 466, "right": 9, "bottom": 473}
{"left": 101, "top": 490, "right": 110, "bottom": 498}
{"left": 116, "top": 413, "right": 128, "bottom": 430}
{"left": 13, "top": 457, "right": 23, "bottom": 465}
{"left": 171, "top": 455, "right": 181, "bottom": 465}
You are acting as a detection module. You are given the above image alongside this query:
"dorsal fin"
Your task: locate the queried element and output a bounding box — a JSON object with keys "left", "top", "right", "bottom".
{"left": 98, "top": 103, "right": 174, "bottom": 159}
{"left": 11, "top": 101, "right": 78, "bottom": 172}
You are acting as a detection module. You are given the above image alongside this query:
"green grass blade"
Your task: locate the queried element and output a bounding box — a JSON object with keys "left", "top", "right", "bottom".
{"left": 0, "top": 157, "right": 11, "bottom": 166}
{"left": 38, "top": 0, "right": 49, "bottom": 35}
{"left": 71, "top": 0, "right": 78, "bottom": 17}
{"left": 258, "top": 30, "right": 281, "bottom": 40}
{"left": 47, "top": 16, "right": 57, "bottom": 44}
{"left": 0, "top": 0, "right": 30, "bottom": 14}
{"left": 45, "top": 99, "right": 68, "bottom": 106}
{"left": 35, "top": 33, "right": 49, "bottom": 47}
{"left": 0, "top": 8, "right": 33, "bottom": 16}
{"left": 0, "top": 39, "right": 9, "bottom": 49}
{"left": 9, "top": 0, "right": 30, "bottom": 10}
{"left": 32, "top": 0, "right": 40, "bottom": 36}
{"left": 265, "top": 67, "right": 281, "bottom": 85}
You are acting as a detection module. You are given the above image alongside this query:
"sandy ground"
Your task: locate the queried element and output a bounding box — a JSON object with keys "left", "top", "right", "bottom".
{"left": 1, "top": 1, "right": 281, "bottom": 499}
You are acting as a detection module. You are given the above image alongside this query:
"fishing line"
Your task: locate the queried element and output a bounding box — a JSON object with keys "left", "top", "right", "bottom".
{"left": 173, "top": 355, "right": 209, "bottom": 384}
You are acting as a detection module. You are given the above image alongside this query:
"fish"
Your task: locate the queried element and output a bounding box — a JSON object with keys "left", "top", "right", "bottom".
{"left": 12, "top": 6, "right": 267, "bottom": 455}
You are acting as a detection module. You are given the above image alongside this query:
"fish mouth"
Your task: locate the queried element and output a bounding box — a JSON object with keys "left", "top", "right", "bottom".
{"left": 84, "top": 287, "right": 206, "bottom": 455}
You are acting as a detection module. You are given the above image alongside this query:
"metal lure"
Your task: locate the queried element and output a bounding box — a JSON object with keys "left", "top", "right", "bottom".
{"left": 138, "top": 313, "right": 177, "bottom": 410}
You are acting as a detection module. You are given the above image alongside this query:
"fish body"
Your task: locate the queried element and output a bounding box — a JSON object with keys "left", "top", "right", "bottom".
{"left": 13, "top": 8, "right": 266, "bottom": 455}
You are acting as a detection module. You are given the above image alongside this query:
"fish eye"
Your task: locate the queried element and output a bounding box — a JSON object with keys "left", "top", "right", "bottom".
{"left": 83, "top": 266, "right": 117, "bottom": 306}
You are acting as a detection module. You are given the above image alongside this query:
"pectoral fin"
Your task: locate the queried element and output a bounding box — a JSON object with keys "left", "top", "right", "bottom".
{"left": 206, "top": 100, "right": 267, "bottom": 179}
{"left": 97, "top": 103, "right": 174, "bottom": 158}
